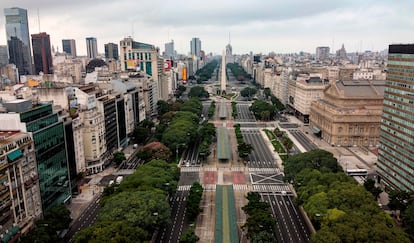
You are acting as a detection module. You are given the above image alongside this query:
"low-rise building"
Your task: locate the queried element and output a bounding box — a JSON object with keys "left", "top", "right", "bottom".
{"left": 310, "top": 80, "right": 385, "bottom": 147}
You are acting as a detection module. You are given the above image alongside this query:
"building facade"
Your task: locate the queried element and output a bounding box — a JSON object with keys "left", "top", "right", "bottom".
{"left": 190, "top": 37, "right": 201, "bottom": 57}
{"left": 0, "top": 132, "right": 42, "bottom": 241}
{"left": 377, "top": 44, "right": 414, "bottom": 192}
{"left": 4, "top": 7, "right": 32, "bottom": 75}
{"left": 0, "top": 45, "right": 8, "bottom": 66}
{"left": 310, "top": 80, "right": 384, "bottom": 147}
{"left": 62, "top": 39, "right": 77, "bottom": 57}
{"left": 164, "top": 40, "right": 175, "bottom": 59}
{"left": 104, "top": 43, "right": 119, "bottom": 60}
{"left": 316, "top": 46, "right": 330, "bottom": 61}
{"left": 86, "top": 37, "right": 98, "bottom": 59}
{"left": 31, "top": 32, "right": 53, "bottom": 74}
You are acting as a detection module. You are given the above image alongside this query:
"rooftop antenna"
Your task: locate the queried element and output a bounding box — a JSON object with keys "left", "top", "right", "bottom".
{"left": 131, "top": 22, "right": 134, "bottom": 39}
{"left": 229, "top": 32, "right": 231, "bottom": 44}
{"left": 37, "top": 8, "right": 41, "bottom": 32}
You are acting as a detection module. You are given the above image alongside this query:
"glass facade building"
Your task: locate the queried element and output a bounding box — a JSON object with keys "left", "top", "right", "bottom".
{"left": 4, "top": 7, "right": 32, "bottom": 75}
{"left": 20, "top": 104, "right": 71, "bottom": 210}
{"left": 378, "top": 44, "right": 414, "bottom": 192}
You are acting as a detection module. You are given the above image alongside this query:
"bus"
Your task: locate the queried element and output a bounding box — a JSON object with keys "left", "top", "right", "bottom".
{"left": 346, "top": 169, "right": 368, "bottom": 177}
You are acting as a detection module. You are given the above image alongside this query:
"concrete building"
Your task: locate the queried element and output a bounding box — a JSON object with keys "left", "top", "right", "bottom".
{"left": 0, "top": 131, "right": 42, "bottom": 241}
{"left": 310, "top": 80, "right": 385, "bottom": 147}
{"left": 288, "top": 76, "right": 328, "bottom": 124}
{"left": 104, "top": 42, "right": 119, "bottom": 60}
{"left": 164, "top": 40, "right": 175, "bottom": 59}
{"left": 86, "top": 37, "right": 98, "bottom": 59}
{"left": 0, "top": 64, "right": 19, "bottom": 84}
{"left": 31, "top": 32, "right": 53, "bottom": 75}
{"left": 54, "top": 59, "right": 83, "bottom": 83}
{"left": 190, "top": 37, "right": 201, "bottom": 57}
{"left": 378, "top": 44, "right": 414, "bottom": 192}
{"left": 62, "top": 39, "right": 77, "bottom": 57}
{"left": 316, "top": 46, "right": 330, "bottom": 61}
{"left": 0, "top": 45, "right": 8, "bottom": 66}
{"left": 0, "top": 100, "right": 71, "bottom": 211}
{"left": 4, "top": 7, "right": 32, "bottom": 75}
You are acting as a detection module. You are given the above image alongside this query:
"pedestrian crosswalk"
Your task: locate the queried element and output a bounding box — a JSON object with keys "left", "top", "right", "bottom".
{"left": 178, "top": 185, "right": 192, "bottom": 191}
{"left": 249, "top": 167, "right": 280, "bottom": 173}
{"left": 203, "top": 184, "right": 216, "bottom": 191}
{"left": 231, "top": 167, "right": 245, "bottom": 172}
{"left": 233, "top": 184, "right": 248, "bottom": 191}
{"left": 252, "top": 184, "right": 291, "bottom": 193}
{"left": 180, "top": 167, "right": 200, "bottom": 172}
{"left": 203, "top": 167, "right": 217, "bottom": 172}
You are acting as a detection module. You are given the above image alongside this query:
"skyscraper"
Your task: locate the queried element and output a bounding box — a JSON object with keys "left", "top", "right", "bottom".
{"left": 104, "top": 42, "right": 119, "bottom": 60}
{"left": 86, "top": 37, "right": 98, "bottom": 59}
{"left": 31, "top": 32, "right": 53, "bottom": 74}
{"left": 377, "top": 44, "right": 414, "bottom": 192}
{"left": 164, "top": 40, "right": 175, "bottom": 59}
{"left": 0, "top": 45, "right": 8, "bottom": 66}
{"left": 62, "top": 39, "right": 77, "bottom": 57}
{"left": 316, "top": 46, "right": 330, "bottom": 61}
{"left": 190, "top": 37, "right": 201, "bottom": 57}
{"left": 4, "top": 7, "right": 32, "bottom": 75}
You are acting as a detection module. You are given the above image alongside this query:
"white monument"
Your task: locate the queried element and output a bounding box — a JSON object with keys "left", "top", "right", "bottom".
{"left": 221, "top": 50, "right": 226, "bottom": 94}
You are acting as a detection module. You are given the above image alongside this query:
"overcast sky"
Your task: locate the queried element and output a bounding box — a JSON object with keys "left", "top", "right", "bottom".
{"left": 0, "top": 0, "right": 413, "bottom": 56}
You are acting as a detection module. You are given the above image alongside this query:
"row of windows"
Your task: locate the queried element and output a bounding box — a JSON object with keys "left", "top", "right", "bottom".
{"left": 380, "top": 127, "right": 414, "bottom": 147}
{"left": 388, "top": 73, "right": 414, "bottom": 82}
{"left": 127, "top": 52, "right": 152, "bottom": 61}
{"left": 389, "top": 53, "right": 414, "bottom": 59}
{"left": 379, "top": 135, "right": 414, "bottom": 166}
{"left": 384, "top": 91, "right": 414, "bottom": 106}
{"left": 377, "top": 154, "right": 414, "bottom": 190}
{"left": 388, "top": 67, "right": 414, "bottom": 77}
{"left": 388, "top": 59, "right": 414, "bottom": 67}
{"left": 383, "top": 105, "right": 414, "bottom": 127}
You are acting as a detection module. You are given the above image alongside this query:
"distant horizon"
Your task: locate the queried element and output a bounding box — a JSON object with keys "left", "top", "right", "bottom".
{"left": 1, "top": 0, "right": 413, "bottom": 56}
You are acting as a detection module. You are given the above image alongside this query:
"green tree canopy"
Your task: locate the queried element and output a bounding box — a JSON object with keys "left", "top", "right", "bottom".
{"left": 188, "top": 86, "right": 209, "bottom": 99}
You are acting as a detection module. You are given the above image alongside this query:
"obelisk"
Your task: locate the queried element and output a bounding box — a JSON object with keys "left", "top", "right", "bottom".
{"left": 221, "top": 50, "right": 226, "bottom": 94}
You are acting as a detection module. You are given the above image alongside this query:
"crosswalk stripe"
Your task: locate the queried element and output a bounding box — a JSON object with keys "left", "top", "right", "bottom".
{"left": 252, "top": 184, "right": 291, "bottom": 193}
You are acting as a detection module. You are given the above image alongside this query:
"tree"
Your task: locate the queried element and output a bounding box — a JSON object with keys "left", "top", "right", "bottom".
{"left": 263, "top": 87, "right": 271, "bottom": 98}
{"left": 240, "top": 87, "right": 257, "bottom": 98}
{"left": 187, "top": 182, "right": 204, "bottom": 221}
{"left": 157, "top": 100, "right": 170, "bottom": 117}
{"left": 363, "top": 178, "right": 382, "bottom": 199}
{"left": 180, "top": 226, "right": 199, "bottom": 243}
{"left": 388, "top": 190, "right": 411, "bottom": 212}
{"left": 238, "top": 142, "right": 253, "bottom": 159}
{"left": 249, "top": 100, "right": 276, "bottom": 120}
{"left": 133, "top": 125, "right": 150, "bottom": 144}
{"left": 188, "top": 86, "right": 209, "bottom": 99}
{"left": 273, "top": 127, "right": 283, "bottom": 138}
{"left": 86, "top": 59, "right": 107, "bottom": 73}
{"left": 113, "top": 151, "right": 126, "bottom": 166}
{"left": 137, "top": 142, "right": 172, "bottom": 163}
{"left": 281, "top": 135, "right": 294, "bottom": 155}
{"left": 402, "top": 202, "right": 414, "bottom": 236}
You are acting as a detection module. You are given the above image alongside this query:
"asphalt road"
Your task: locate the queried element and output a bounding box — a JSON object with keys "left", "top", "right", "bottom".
{"left": 261, "top": 193, "right": 310, "bottom": 243}
{"left": 155, "top": 190, "right": 190, "bottom": 243}
{"left": 66, "top": 195, "right": 101, "bottom": 242}
{"left": 289, "top": 129, "right": 319, "bottom": 152}
{"left": 242, "top": 129, "right": 278, "bottom": 168}
{"left": 236, "top": 103, "right": 256, "bottom": 122}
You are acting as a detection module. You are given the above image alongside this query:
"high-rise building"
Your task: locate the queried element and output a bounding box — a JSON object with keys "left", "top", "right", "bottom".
{"left": 86, "top": 37, "right": 98, "bottom": 59}
{"left": 0, "top": 45, "right": 8, "bottom": 66}
{"left": 377, "top": 44, "right": 414, "bottom": 192}
{"left": 164, "top": 40, "right": 175, "bottom": 59}
{"left": 4, "top": 7, "right": 32, "bottom": 75}
{"left": 104, "top": 42, "right": 119, "bottom": 60}
{"left": 31, "top": 32, "right": 53, "bottom": 74}
{"left": 0, "top": 100, "right": 72, "bottom": 211}
{"left": 62, "top": 39, "right": 77, "bottom": 57}
{"left": 0, "top": 131, "right": 42, "bottom": 239}
{"left": 316, "top": 46, "right": 330, "bottom": 61}
{"left": 190, "top": 37, "right": 201, "bottom": 57}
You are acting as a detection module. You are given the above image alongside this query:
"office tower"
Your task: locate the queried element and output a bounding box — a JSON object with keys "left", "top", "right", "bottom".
{"left": 31, "top": 32, "right": 53, "bottom": 74}
{"left": 164, "top": 40, "right": 175, "bottom": 59}
{"left": 190, "top": 37, "right": 201, "bottom": 57}
{"left": 86, "top": 37, "right": 98, "bottom": 59}
{"left": 104, "top": 42, "right": 119, "bottom": 60}
{"left": 4, "top": 7, "right": 32, "bottom": 75}
{"left": 0, "top": 132, "right": 42, "bottom": 238}
{"left": 316, "top": 46, "right": 330, "bottom": 61}
{"left": 0, "top": 45, "right": 8, "bottom": 66}
{"left": 377, "top": 44, "right": 414, "bottom": 192}
{"left": 62, "top": 39, "right": 77, "bottom": 57}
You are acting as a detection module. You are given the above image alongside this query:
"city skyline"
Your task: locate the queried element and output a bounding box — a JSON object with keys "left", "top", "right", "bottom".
{"left": 0, "top": 0, "right": 413, "bottom": 56}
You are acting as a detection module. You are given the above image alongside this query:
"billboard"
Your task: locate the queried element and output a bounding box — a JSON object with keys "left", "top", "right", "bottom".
{"left": 182, "top": 68, "right": 187, "bottom": 81}
{"left": 164, "top": 60, "right": 172, "bottom": 71}
{"left": 126, "top": 59, "right": 140, "bottom": 70}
